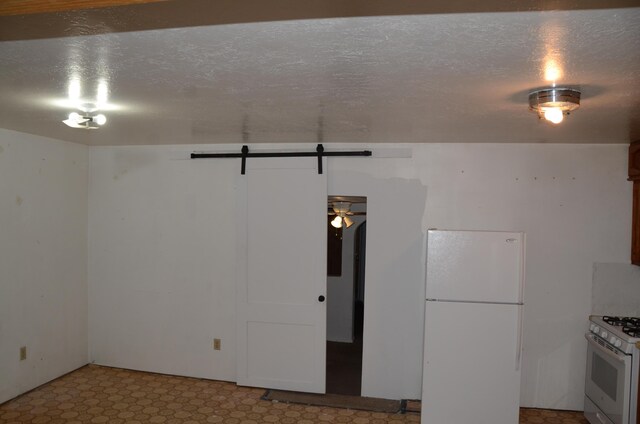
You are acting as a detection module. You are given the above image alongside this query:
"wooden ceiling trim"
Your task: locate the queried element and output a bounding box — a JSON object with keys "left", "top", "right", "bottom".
{"left": 1, "top": 0, "right": 639, "bottom": 42}
{"left": 0, "top": 0, "right": 168, "bottom": 16}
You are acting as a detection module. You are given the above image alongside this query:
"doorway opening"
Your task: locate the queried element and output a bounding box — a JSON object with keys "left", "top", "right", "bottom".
{"left": 326, "top": 196, "right": 367, "bottom": 396}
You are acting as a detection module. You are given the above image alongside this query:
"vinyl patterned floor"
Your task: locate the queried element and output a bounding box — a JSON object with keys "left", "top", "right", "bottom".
{"left": 0, "top": 365, "right": 588, "bottom": 424}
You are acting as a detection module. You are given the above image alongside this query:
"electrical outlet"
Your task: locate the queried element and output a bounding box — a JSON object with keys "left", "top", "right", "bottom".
{"left": 20, "top": 346, "right": 27, "bottom": 361}
{"left": 213, "top": 338, "right": 221, "bottom": 351}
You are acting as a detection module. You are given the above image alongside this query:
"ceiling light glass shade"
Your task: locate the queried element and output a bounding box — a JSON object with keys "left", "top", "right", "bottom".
{"left": 331, "top": 216, "right": 343, "bottom": 228}
{"left": 332, "top": 201, "right": 351, "bottom": 215}
{"left": 343, "top": 216, "right": 354, "bottom": 228}
{"left": 79, "top": 103, "right": 98, "bottom": 113}
{"left": 529, "top": 88, "right": 580, "bottom": 124}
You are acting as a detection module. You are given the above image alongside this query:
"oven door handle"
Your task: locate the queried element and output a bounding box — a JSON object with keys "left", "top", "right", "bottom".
{"left": 585, "top": 333, "right": 627, "bottom": 363}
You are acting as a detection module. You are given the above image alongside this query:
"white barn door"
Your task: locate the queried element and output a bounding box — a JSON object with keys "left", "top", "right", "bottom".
{"left": 236, "top": 157, "right": 327, "bottom": 393}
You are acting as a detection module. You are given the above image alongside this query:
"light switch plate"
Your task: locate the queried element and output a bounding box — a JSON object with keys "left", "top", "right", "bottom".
{"left": 20, "top": 346, "right": 27, "bottom": 361}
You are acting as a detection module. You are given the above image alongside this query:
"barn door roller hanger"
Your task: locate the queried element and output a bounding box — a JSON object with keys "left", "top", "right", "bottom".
{"left": 191, "top": 144, "right": 372, "bottom": 175}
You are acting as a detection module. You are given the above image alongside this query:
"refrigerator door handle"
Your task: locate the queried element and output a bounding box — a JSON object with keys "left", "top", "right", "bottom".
{"left": 516, "top": 233, "right": 526, "bottom": 370}
{"left": 518, "top": 233, "right": 526, "bottom": 304}
{"left": 516, "top": 305, "right": 523, "bottom": 371}
{"left": 426, "top": 299, "right": 523, "bottom": 305}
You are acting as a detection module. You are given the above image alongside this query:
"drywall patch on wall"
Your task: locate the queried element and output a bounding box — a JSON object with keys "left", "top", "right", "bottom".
{"left": 88, "top": 142, "right": 630, "bottom": 409}
{"left": 0, "top": 128, "right": 88, "bottom": 404}
{"left": 329, "top": 143, "right": 630, "bottom": 408}
{"left": 328, "top": 167, "right": 428, "bottom": 400}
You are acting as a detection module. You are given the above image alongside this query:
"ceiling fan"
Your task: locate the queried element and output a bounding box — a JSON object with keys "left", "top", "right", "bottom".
{"left": 328, "top": 201, "right": 365, "bottom": 229}
{"left": 62, "top": 103, "right": 107, "bottom": 129}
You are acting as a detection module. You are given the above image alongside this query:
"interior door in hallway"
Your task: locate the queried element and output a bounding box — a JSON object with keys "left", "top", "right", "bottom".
{"left": 236, "top": 157, "right": 327, "bottom": 393}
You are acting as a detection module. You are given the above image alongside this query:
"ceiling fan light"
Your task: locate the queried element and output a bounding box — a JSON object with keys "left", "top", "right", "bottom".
{"left": 62, "top": 118, "right": 80, "bottom": 128}
{"left": 63, "top": 110, "right": 107, "bottom": 129}
{"left": 343, "top": 216, "right": 354, "bottom": 228}
{"left": 94, "top": 114, "right": 107, "bottom": 125}
{"left": 331, "top": 216, "right": 343, "bottom": 228}
{"left": 332, "top": 201, "right": 351, "bottom": 215}
{"left": 63, "top": 114, "right": 90, "bottom": 128}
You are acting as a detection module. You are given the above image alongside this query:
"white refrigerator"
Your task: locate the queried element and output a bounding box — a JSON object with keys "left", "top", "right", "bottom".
{"left": 421, "top": 230, "right": 525, "bottom": 424}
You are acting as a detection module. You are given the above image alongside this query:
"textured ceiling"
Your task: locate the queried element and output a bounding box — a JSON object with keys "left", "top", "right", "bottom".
{"left": 0, "top": 7, "right": 639, "bottom": 145}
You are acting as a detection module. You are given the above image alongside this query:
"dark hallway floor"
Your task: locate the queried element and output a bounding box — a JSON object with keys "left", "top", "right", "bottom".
{"left": 326, "top": 337, "right": 363, "bottom": 396}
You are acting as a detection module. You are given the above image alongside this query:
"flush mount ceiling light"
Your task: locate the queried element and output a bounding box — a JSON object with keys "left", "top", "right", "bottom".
{"left": 528, "top": 88, "right": 581, "bottom": 125}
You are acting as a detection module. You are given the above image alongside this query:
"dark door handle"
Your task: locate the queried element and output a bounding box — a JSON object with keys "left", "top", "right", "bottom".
{"left": 318, "top": 295, "right": 325, "bottom": 302}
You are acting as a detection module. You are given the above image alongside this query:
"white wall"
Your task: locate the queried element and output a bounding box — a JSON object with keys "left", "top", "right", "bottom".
{"left": 0, "top": 129, "right": 88, "bottom": 404}
{"left": 329, "top": 143, "right": 630, "bottom": 408}
{"left": 327, "top": 214, "right": 366, "bottom": 342}
{"left": 88, "top": 143, "right": 631, "bottom": 410}
{"left": 88, "top": 147, "right": 238, "bottom": 381}
{"left": 592, "top": 263, "right": 640, "bottom": 316}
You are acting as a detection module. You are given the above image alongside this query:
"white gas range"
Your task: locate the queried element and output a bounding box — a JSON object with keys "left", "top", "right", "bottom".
{"left": 585, "top": 316, "right": 639, "bottom": 424}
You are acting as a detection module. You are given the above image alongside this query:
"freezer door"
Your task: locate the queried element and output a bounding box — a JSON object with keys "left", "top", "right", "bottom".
{"left": 426, "top": 230, "right": 524, "bottom": 304}
{"left": 422, "top": 301, "right": 522, "bottom": 424}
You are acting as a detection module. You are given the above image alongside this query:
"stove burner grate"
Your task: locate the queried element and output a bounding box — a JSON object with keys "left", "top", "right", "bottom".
{"left": 603, "top": 316, "right": 640, "bottom": 327}
{"left": 622, "top": 326, "right": 640, "bottom": 337}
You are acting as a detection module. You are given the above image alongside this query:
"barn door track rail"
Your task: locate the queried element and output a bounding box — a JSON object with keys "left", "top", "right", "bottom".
{"left": 191, "top": 144, "right": 372, "bottom": 175}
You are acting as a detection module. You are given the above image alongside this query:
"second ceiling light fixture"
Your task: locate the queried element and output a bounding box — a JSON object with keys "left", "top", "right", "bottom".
{"left": 330, "top": 202, "right": 364, "bottom": 229}
{"left": 528, "top": 87, "right": 581, "bottom": 124}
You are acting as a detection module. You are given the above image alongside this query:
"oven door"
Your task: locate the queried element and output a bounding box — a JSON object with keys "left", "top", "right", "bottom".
{"left": 584, "top": 333, "right": 632, "bottom": 424}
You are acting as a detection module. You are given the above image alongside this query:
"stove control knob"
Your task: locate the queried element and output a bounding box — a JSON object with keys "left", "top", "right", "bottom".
{"left": 590, "top": 324, "right": 596, "bottom": 331}
{"left": 610, "top": 336, "right": 616, "bottom": 344}
{"left": 601, "top": 331, "right": 608, "bottom": 338}
{"left": 615, "top": 340, "right": 622, "bottom": 348}
{"left": 593, "top": 326, "right": 600, "bottom": 334}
